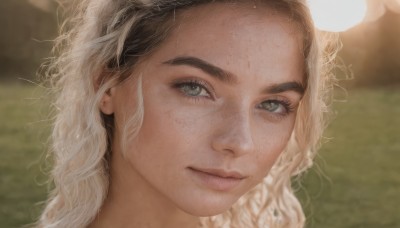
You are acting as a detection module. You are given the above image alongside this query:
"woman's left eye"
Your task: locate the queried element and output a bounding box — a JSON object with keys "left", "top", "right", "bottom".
{"left": 258, "top": 100, "right": 292, "bottom": 115}
{"left": 174, "top": 81, "right": 211, "bottom": 98}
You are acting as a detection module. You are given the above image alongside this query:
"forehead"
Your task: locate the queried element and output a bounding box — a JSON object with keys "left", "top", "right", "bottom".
{"left": 173, "top": 2, "right": 304, "bottom": 48}
{"left": 145, "top": 2, "right": 305, "bottom": 84}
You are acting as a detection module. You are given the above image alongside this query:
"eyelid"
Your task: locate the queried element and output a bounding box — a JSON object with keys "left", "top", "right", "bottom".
{"left": 257, "top": 97, "right": 296, "bottom": 118}
{"left": 170, "top": 77, "right": 216, "bottom": 100}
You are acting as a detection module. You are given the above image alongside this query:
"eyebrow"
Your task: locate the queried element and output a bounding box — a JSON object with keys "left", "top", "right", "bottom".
{"left": 264, "top": 81, "right": 305, "bottom": 96}
{"left": 163, "top": 56, "right": 305, "bottom": 95}
{"left": 163, "top": 56, "right": 237, "bottom": 84}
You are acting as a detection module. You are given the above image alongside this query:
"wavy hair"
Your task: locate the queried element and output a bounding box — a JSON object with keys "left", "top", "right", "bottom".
{"left": 37, "top": 0, "right": 339, "bottom": 227}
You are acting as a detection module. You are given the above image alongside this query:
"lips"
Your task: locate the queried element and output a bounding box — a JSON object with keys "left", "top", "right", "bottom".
{"left": 188, "top": 167, "right": 247, "bottom": 191}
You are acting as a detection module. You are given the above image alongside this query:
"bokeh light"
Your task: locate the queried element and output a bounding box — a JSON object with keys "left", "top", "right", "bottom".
{"left": 308, "top": 0, "right": 368, "bottom": 32}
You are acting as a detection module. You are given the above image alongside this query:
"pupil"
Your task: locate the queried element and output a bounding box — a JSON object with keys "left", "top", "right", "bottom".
{"left": 264, "top": 101, "right": 278, "bottom": 111}
{"left": 184, "top": 84, "right": 201, "bottom": 96}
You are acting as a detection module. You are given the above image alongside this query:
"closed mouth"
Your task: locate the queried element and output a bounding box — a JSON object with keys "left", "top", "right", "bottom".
{"left": 187, "top": 167, "right": 247, "bottom": 191}
{"left": 188, "top": 167, "right": 246, "bottom": 180}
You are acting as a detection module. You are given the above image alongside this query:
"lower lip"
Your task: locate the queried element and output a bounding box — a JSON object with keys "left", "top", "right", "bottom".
{"left": 188, "top": 168, "right": 244, "bottom": 191}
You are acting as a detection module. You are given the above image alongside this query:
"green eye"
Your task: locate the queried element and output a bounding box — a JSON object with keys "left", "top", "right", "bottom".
{"left": 260, "top": 101, "right": 281, "bottom": 112}
{"left": 180, "top": 83, "right": 203, "bottom": 96}
{"left": 258, "top": 100, "right": 292, "bottom": 115}
{"left": 172, "top": 79, "right": 214, "bottom": 100}
{"left": 176, "top": 81, "right": 211, "bottom": 98}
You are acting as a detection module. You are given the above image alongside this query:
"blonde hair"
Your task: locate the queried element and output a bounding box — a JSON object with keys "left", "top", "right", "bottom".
{"left": 38, "top": 0, "right": 339, "bottom": 227}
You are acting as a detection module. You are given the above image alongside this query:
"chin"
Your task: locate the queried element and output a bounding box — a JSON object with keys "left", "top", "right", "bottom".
{"left": 185, "top": 207, "right": 231, "bottom": 217}
{"left": 178, "top": 194, "right": 239, "bottom": 217}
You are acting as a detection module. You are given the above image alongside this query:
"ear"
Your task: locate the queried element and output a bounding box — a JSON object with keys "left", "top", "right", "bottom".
{"left": 99, "top": 88, "right": 115, "bottom": 115}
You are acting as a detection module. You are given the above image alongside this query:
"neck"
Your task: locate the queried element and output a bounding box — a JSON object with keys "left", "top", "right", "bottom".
{"left": 88, "top": 149, "right": 200, "bottom": 228}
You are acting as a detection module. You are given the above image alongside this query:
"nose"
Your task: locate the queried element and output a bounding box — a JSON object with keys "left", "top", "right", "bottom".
{"left": 211, "top": 109, "right": 255, "bottom": 157}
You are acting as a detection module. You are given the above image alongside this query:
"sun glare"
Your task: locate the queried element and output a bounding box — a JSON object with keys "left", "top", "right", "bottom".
{"left": 307, "top": 0, "right": 368, "bottom": 32}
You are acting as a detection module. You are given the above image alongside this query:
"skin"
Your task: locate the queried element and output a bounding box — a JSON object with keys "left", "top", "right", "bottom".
{"left": 91, "top": 2, "right": 305, "bottom": 228}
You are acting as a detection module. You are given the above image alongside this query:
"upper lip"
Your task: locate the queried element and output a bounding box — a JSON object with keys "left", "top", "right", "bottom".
{"left": 189, "top": 167, "right": 247, "bottom": 179}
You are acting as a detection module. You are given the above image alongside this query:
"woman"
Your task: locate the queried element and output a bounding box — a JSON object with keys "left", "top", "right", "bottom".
{"left": 38, "top": 0, "right": 337, "bottom": 227}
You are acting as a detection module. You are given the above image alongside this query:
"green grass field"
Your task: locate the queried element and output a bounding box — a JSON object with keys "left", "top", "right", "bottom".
{"left": 1, "top": 83, "right": 399, "bottom": 227}
{"left": 0, "top": 83, "right": 50, "bottom": 227}
{"left": 297, "top": 86, "right": 400, "bottom": 227}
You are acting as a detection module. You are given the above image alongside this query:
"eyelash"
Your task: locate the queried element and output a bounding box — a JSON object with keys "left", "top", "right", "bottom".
{"left": 257, "top": 99, "right": 295, "bottom": 117}
{"left": 171, "top": 78, "right": 214, "bottom": 100}
{"left": 171, "top": 78, "right": 295, "bottom": 118}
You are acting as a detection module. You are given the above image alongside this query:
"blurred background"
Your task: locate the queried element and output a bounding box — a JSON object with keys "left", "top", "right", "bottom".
{"left": 0, "top": 0, "right": 399, "bottom": 227}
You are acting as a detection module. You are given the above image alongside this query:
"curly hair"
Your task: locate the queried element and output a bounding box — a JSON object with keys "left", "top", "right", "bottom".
{"left": 37, "top": 0, "right": 339, "bottom": 227}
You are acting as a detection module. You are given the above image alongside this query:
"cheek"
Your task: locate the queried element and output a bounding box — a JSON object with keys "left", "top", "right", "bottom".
{"left": 124, "top": 95, "right": 203, "bottom": 169}
{"left": 252, "top": 119, "right": 295, "bottom": 178}
{"left": 120, "top": 109, "right": 188, "bottom": 191}
{"left": 139, "top": 103, "right": 201, "bottom": 146}
{"left": 112, "top": 79, "right": 143, "bottom": 134}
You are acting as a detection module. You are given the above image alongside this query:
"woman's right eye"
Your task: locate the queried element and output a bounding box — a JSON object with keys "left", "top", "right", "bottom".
{"left": 174, "top": 81, "right": 212, "bottom": 98}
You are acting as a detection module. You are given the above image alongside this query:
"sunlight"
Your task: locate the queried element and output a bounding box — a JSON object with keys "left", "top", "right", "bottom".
{"left": 308, "top": 0, "right": 368, "bottom": 32}
{"left": 365, "top": 0, "right": 400, "bottom": 22}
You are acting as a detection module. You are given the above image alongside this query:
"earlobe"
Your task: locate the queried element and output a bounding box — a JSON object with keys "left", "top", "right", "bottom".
{"left": 99, "top": 88, "right": 115, "bottom": 115}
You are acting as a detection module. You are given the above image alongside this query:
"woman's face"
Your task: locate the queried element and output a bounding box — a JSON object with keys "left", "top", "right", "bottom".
{"left": 103, "top": 3, "right": 305, "bottom": 216}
